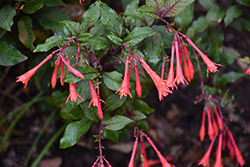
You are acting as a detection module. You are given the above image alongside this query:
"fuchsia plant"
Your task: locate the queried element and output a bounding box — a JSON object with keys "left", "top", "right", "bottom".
{"left": 1, "top": 0, "right": 249, "bottom": 166}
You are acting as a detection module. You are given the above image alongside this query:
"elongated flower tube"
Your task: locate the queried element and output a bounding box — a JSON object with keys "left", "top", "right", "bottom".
{"left": 198, "top": 136, "right": 216, "bottom": 167}
{"left": 128, "top": 135, "right": 139, "bottom": 167}
{"left": 136, "top": 54, "right": 172, "bottom": 101}
{"left": 213, "top": 105, "right": 223, "bottom": 131}
{"left": 245, "top": 67, "right": 250, "bottom": 75}
{"left": 60, "top": 63, "right": 65, "bottom": 86}
{"left": 227, "top": 130, "right": 245, "bottom": 166}
{"left": 51, "top": 60, "right": 60, "bottom": 88}
{"left": 213, "top": 133, "right": 223, "bottom": 167}
{"left": 207, "top": 105, "right": 215, "bottom": 140}
{"left": 140, "top": 136, "right": 149, "bottom": 167}
{"left": 66, "top": 83, "right": 84, "bottom": 103}
{"left": 145, "top": 135, "right": 174, "bottom": 167}
{"left": 227, "top": 136, "right": 235, "bottom": 159}
{"left": 166, "top": 41, "right": 176, "bottom": 89}
{"left": 61, "top": 57, "right": 85, "bottom": 79}
{"left": 183, "top": 45, "right": 194, "bottom": 82}
{"left": 211, "top": 112, "right": 219, "bottom": 137}
{"left": 199, "top": 108, "right": 206, "bottom": 142}
{"left": 16, "top": 54, "right": 53, "bottom": 88}
{"left": 133, "top": 58, "right": 142, "bottom": 97}
{"left": 116, "top": 54, "right": 132, "bottom": 99}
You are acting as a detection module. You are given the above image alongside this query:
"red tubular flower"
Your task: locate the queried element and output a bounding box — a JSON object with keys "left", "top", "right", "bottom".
{"left": 227, "top": 136, "right": 235, "bottom": 159}
{"left": 145, "top": 135, "right": 174, "bottom": 167}
{"left": 213, "top": 105, "right": 223, "bottom": 131}
{"left": 207, "top": 106, "right": 215, "bottom": 140}
{"left": 175, "top": 40, "right": 188, "bottom": 85}
{"left": 183, "top": 45, "right": 194, "bottom": 82}
{"left": 136, "top": 54, "right": 172, "bottom": 101}
{"left": 16, "top": 54, "right": 53, "bottom": 88}
{"left": 61, "top": 58, "right": 85, "bottom": 79}
{"left": 166, "top": 41, "right": 176, "bottom": 89}
{"left": 199, "top": 108, "right": 206, "bottom": 142}
{"left": 184, "top": 37, "right": 221, "bottom": 77}
{"left": 213, "top": 133, "right": 223, "bottom": 167}
{"left": 140, "top": 136, "right": 149, "bottom": 167}
{"left": 211, "top": 112, "right": 219, "bottom": 137}
{"left": 227, "top": 130, "right": 245, "bottom": 166}
{"left": 51, "top": 60, "right": 59, "bottom": 88}
{"left": 245, "top": 67, "right": 250, "bottom": 75}
{"left": 128, "top": 136, "right": 139, "bottom": 167}
{"left": 198, "top": 136, "right": 216, "bottom": 167}
{"left": 116, "top": 55, "right": 132, "bottom": 99}
{"left": 60, "top": 63, "right": 65, "bottom": 86}
{"left": 66, "top": 83, "right": 84, "bottom": 103}
{"left": 133, "top": 58, "right": 142, "bottom": 97}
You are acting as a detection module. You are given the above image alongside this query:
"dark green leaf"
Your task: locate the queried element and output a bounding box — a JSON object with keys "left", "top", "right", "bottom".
{"left": 75, "top": 80, "right": 91, "bottom": 104}
{"left": 190, "top": 16, "right": 209, "bottom": 35}
{"left": 236, "top": 0, "right": 250, "bottom": 6}
{"left": 174, "top": 3, "right": 194, "bottom": 30}
{"left": 204, "top": 85, "right": 217, "bottom": 94}
{"left": 124, "top": 27, "right": 156, "bottom": 47}
{"left": 103, "top": 71, "right": 123, "bottom": 91}
{"left": 62, "top": 21, "right": 80, "bottom": 37}
{"left": 0, "top": 5, "right": 16, "bottom": 31}
{"left": 213, "top": 72, "right": 220, "bottom": 87}
{"left": 153, "top": 25, "right": 174, "bottom": 48}
{"left": 99, "top": 1, "right": 123, "bottom": 37}
{"left": 198, "top": 0, "right": 216, "bottom": 9}
{"left": 206, "top": 7, "right": 225, "bottom": 23}
{"left": 60, "top": 101, "right": 85, "bottom": 120}
{"left": 0, "top": 28, "right": 6, "bottom": 39}
{"left": 103, "top": 94, "right": 127, "bottom": 112}
{"left": 107, "top": 35, "right": 123, "bottom": 45}
{"left": 130, "top": 110, "right": 147, "bottom": 121}
{"left": 224, "top": 5, "right": 242, "bottom": 26}
{"left": 23, "top": 0, "right": 43, "bottom": 14}
{"left": 60, "top": 118, "right": 91, "bottom": 148}
{"left": 18, "top": 16, "right": 35, "bottom": 50}
{"left": 44, "top": 0, "right": 64, "bottom": 6}
{"left": 143, "top": 32, "right": 163, "bottom": 66}
{"left": 79, "top": 101, "right": 100, "bottom": 122}
{"left": 132, "top": 99, "right": 154, "bottom": 115}
{"left": 138, "top": 5, "right": 161, "bottom": 19}
{"left": 34, "top": 36, "right": 66, "bottom": 52}
{"left": 220, "top": 49, "right": 240, "bottom": 66}
{"left": 86, "top": 36, "right": 109, "bottom": 50}
{"left": 102, "top": 129, "right": 119, "bottom": 143}
{"left": 81, "top": 2, "right": 101, "bottom": 32}
{"left": 124, "top": 0, "right": 139, "bottom": 15}
{"left": 165, "top": 0, "right": 195, "bottom": 17}
{"left": 224, "top": 71, "right": 244, "bottom": 84}
{"left": 89, "top": 21, "right": 106, "bottom": 36}
{"left": 36, "top": 6, "right": 71, "bottom": 33}
{"left": 77, "top": 33, "right": 93, "bottom": 42}
{"left": 104, "top": 115, "right": 133, "bottom": 131}
{"left": 0, "top": 41, "right": 27, "bottom": 66}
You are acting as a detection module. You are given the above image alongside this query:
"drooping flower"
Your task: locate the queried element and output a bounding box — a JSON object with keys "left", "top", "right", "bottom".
{"left": 207, "top": 106, "right": 215, "bottom": 140}
{"left": 227, "top": 135, "right": 235, "bottom": 159}
{"left": 183, "top": 45, "right": 194, "bottom": 82}
{"left": 133, "top": 58, "right": 142, "bottom": 97}
{"left": 16, "top": 54, "right": 53, "bottom": 88}
{"left": 116, "top": 54, "right": 132, "bottom": 99}
{"left": 128, "top": 136, "right": 139, "bottom": 167}
{"left": 51, "top": 60, "right": 60, "bottom": 88}
{"left": 61, "top": 57, "right": 85, "bottom": 79}
{"left": 227, "top": 130, "right": 245, "bottom": 166}
{"left": 198, "top": 136, "right": 216, "bottom": 167}
{"left": 212, "top": 105, "right": 223, "bottom": 131}
{"left": 213, "top": 133, "right": 223, "bottom": 167}
{"left": 211, "top": 111, "right": 219, "bottom": 137}
{"left": 66, "top": 83, "right": 84, "bottom": 103}
{"left": 166, "top": 41, "right": 176, "bottom": 89}
{"left": 60, "top": 63, "right": 65, "bottom": 86}
{"left": 136, "top": 54, "right": 172, "bottom": 101}
{"left": 199, "top": 108, "right": 206, "bottom": 142}
{"left": 140, "top": 136, "right": 149, "bottom": 167}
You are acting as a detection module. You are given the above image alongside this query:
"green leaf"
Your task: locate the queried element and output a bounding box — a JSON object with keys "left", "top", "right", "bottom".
{"left": 107, "top": 35, "right": 123, "bottom": 45}
{"left": 143, "top": 32, "right": 163, "bottom": 66}
{"left": 60, "top": 118, "right": 91, "bottom": 148}
{"left": 103, "top": 71, "right": 123, "bottom": 91}
{"left": 224, "top": 71, "right": 244, "bottom": 84}
{"left": 23, "top": 0, "right": 43, "bottom": 14}
{"left": 198, "top": 0, "right": 216, "bottom": 9}
{"left": 0, "top": 41, "right": 27, "bottom": 66}
{"left": 104, "top": 115, "right": 133, "bottom": 131}
{"left": 224, "top": 5, "right": 242, "bottom": 26}
{"left": 0, "top": 28, "right": 6, "bottom": 39}
{"left": 220, "top": 49, "right": 240, "bottom": 66}
{"left": 138, "top": 5, "right": 160, "bottom": 19}
{"left": 62, "top": 21, "right": 80, "bottom": 37}
{"left": 99, "top": 1, "right": 123, "bottom": 37}
{"left": 63, "top": 66, "right": 100, "bottom": 83}
{"left": 153, "top": 25, "right": 174, "bottom": 48}
{"left": 60, "top": 101, "right": 85, "bottom": 120}
{"left": 35, "top": 6, "right": 71, "bottom": 33}
{"left": 77, "top": 33, "right": 93, "bottom": 42}
{"left": 165, "top": 0, "right": 195, "bottom": 17}
{"left": 18, "top": 16, "right": 35, "bottom": 50}
{"left": 75, "top": 80, "right": 91, "bottom": 104}
{"left": 81, "top": 2, "right": 101, "bottom": 33}
{"left": 190, "top": 16, "right": 209, "bottom": 35}
{"left": 174, "top": 3, "right": 194, "bottom": 30}
{"left": 44, "top": 0, "right": 64, "bottom": 6}
{"left": 0, "top": 5, "right": 16, "bottom": 31}
{"left": 103, "top": 94, "right": 127, "bottom": 112}
{"left": 34, "top": 36, "right": 66, "bottom": 52}
{"left": 102, "top": 129, "right": 119, "bottom": 143}
{"left": 86, "top": 36, "right": 109, "bottom": 50}
{"left": 124, "top": 0, "right": 139, "bottom": 15}
{"left": 89, "top": 21, "right": 106, "bottom": 36}
{"left": 124, "top": 27, "right": 156, "bottom": 47}
{"left": 79, "top": 101, "right": 100, "bottom": 122}
{"left": 132, "top": 99, "right": 154, "bottom": 115}
{"left": 213, "top": 72, "right": 220, "bottom": 87}
{"left": 236, "top": 0, "right": 250, "bottom": 7}
{"left": 206, "top": 6, "right": 225, "bottom": 23}
{"left": 130, "top": 110, "right": 147, "bottom": 121}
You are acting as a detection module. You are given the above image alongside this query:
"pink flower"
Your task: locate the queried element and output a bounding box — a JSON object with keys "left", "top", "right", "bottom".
{"left": 116, "top": 55, "right": 132, "bottom": 99}
{"left": 199, "top": 108, "right": 206, "bottom": 142}
{"left": 213, "top": 133, "right": 223, "bottom": 167}
{"left": 166, "top": 42, "right": 176, "bottom": 89}
{"left": 60, "top": 63, "right": 65, "bottom": 86}
{"left": 61, "top": 58, "right": 85, "bottom": 79}
{"left": 51, "top": 60, "right": 60, "bottom": 88}
{"left": 16, "top": 54, "right": 53, "bottom": 88}
{"left": 140, "top": 137, "right": 149, "bottom": 167}
{"left": 66, "top": 83, "right": 84, "bottom": 103}
{"left": 198, "top": 136, "right": 216, "bottom": 167}
{"left": 136, "top": 54, "right": 172, "bottom": 101}
{"left": 133, "top": 58, "right": 142, "bottom": 97}
{"left": 128, "top": 136, "right": 139, "bottom": 167}
{"left": 207, "top": 106, "right": 215, "bottom": 140}
{"left": 245, "top": 67, "right": 250, "bottom": 75}
{"left": 175, "top": 39, "right": 187, "bottom": 85}
{"left": 183, "top": 46, "right": 194, "bottom": 82}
